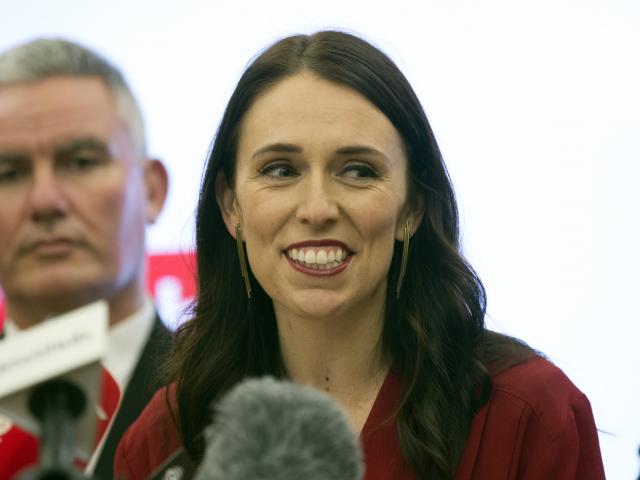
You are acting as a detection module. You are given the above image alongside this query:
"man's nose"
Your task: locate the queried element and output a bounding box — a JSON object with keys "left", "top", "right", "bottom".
{"left": 28, "top": 166, "right": 69, "bottom": 224}
{"left": 295, "top": 174, "right": 339, "bottom": 226}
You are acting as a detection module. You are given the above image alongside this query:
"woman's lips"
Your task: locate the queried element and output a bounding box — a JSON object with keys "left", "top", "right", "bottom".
{"left": 285, "top": 253, "right": 352, "bottom": 276}
{"left": 285, "top": 239, "right": 350, "bottom": 250}
{"left": 283, "top": 240, "right": 353, "bottom": 276}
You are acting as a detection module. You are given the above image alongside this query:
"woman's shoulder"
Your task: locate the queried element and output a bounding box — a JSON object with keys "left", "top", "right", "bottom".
{"left": 114, "top": 384, "right": 183, "bottom": 479}
{"left": 488, "top": 355, "right": 599, "bottom": 446}
{"left": 492, "top": 356, "right": 590, "bottom": 416}
{"left": 479, "top": 331, "right": 592, "bottom": 431}
{"left": 459, "top": 356, "right": 605, "bottom": 478}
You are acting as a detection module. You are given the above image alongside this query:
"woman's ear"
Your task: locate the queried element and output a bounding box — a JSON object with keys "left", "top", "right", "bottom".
{"left": 215, "top": 172, "right": 238, "bottom": 239}
{"left": 395, "top": 193, "right": 425, "bottom": 241}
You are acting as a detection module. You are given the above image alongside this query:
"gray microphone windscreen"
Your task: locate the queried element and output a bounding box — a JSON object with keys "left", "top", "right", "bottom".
{"left": 194, "top": 377, "right": 364, "bottom": 480}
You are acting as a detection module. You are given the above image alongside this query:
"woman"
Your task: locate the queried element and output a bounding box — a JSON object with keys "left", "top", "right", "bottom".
{"left": 115, "top": 31, "right": 604, "bottom": 479}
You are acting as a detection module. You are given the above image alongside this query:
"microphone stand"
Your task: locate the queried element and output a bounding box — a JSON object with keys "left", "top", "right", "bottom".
{"left": 21, "top": 379, "right": 88, "bottom": 480}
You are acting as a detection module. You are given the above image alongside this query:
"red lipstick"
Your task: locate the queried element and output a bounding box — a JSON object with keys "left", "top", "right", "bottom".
{"left": 285, "top": 239, "right": 350, "bottom": 251}
{"left": 285, "top": 254, "right": 352, "bottom": 276}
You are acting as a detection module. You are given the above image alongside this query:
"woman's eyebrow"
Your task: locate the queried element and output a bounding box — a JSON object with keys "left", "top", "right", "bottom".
{"left": 335, "top": 145, "right": 392, "bottom": 167}
{"left": 251, "top": 142, "right": 302, "bottom": 159}
{"left": 250, "top": 143, "right": 391, "bottom": 164}
{"left": 334, "top": 145, "right": 386, "bottom": 157}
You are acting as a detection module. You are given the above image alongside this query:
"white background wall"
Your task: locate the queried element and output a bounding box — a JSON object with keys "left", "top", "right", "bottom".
{"left": 2, "top": 0, "right": 638, "bottom": 476}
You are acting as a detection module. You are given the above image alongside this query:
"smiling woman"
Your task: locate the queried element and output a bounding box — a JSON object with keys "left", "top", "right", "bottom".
{"left": 114, "top": 31, "right": 605, "bottom": 479}
{"left": 219, "top": 72, "right": 412, "bottom": 324}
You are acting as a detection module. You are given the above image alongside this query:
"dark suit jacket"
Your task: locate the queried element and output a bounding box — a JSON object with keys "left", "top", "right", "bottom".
{"left": 93, "top": 314, "right": 172, "bottom": 480}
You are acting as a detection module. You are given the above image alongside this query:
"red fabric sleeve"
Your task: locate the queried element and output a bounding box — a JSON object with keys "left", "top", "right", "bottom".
{"left": 515, "top": 391, "right": 605, "bottom": 479}
{"left": 114, "top": 385, "right": 182, "bottom": 479}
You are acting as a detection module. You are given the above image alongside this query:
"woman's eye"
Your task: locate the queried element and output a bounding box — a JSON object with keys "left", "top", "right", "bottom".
{"left": 342, "top": 163, "right": 378, "bottom": 179}
{"left": 259, "top": 163, "right": 298, "bottom": 178}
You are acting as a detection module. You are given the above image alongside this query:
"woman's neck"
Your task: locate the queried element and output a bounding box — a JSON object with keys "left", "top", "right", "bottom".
{"left": 274, "top": 300, "right": 391, "bottom": 431}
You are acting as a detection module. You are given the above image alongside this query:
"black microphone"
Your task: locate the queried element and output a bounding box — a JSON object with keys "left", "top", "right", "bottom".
{"left": 0, "top": 301, "right": 108, "bottom": 480}
{"left": 194, "top": 377, "right": 364, "bottom": 480}
{"left": 21, "top": 380, "right": 88, "bottom": 480}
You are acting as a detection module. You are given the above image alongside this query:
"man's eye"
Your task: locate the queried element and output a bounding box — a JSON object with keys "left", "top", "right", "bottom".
{"left": 0, "top": 168, "right": 27, "bottom": 184}
{"left": 259, "top": 163, "right": 298, "bottom": 178}
{"left": 65, "top": 155, "right": 101, "bottom": 171}
{"left": 342, "top": 163, "right": 378, "bottom": 179}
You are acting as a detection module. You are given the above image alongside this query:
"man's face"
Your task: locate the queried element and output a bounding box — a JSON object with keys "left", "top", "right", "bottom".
{"left": 0, "top": 76, "right": 150, "bottom": 317}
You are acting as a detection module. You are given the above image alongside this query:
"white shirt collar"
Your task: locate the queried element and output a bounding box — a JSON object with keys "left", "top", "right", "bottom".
{"left": 102, "top": 298, "right": 156, "bottom": 392}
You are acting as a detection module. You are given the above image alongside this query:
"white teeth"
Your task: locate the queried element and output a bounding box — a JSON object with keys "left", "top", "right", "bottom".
{"left": 304, "top": 250, "right": 316, "bottom": 264}
{"left": 287, "top": 247, "right": 349, "bottom": 267}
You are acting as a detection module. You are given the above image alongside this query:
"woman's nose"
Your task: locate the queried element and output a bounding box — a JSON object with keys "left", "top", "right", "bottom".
{"left": 295, "top": 175, "right": 339, "bottom": 225}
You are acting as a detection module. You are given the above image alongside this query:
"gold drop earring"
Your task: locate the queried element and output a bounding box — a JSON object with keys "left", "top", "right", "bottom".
{"left": 396, "top": 219, "right": 411, "bottom": 299}
{"left": 235, "top": 222, "right": 252, "bottom": 299}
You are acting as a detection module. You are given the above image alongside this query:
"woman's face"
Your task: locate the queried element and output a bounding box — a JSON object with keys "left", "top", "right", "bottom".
{"left": 219, "top": 72, "right": 415, "bottom": 320}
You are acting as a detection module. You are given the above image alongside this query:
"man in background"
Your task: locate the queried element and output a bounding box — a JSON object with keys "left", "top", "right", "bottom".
{"left": 0, "top": 38, "right": 171, "bottom": 478}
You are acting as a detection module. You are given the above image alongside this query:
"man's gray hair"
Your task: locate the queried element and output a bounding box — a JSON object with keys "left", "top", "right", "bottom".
{"left": 0, "top": 38, "right": 146, "bottom": 155}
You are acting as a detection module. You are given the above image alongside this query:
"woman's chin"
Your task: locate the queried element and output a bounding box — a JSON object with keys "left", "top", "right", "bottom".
{"left": 274, "top": 289, "right": 353, "bottom": 321}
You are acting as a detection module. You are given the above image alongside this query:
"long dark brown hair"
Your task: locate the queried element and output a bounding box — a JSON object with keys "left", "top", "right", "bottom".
{"left": 165, "top": 30, "right": 535, "bottom": 478}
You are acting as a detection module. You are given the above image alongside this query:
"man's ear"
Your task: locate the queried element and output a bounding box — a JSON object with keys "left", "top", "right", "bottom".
{"left": 395, "top": 193, "right": 425, "bottom": 241}
{"left": 215, "top": 172, "right": 238, "bottom": 239}
{"left": 143, "top": 159, "right": 169, "bottom": 224}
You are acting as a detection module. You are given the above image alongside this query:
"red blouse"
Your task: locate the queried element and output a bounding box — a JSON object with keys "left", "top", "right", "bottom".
{"left": 114, "top": 357, "right": 605, "bottom": 479}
